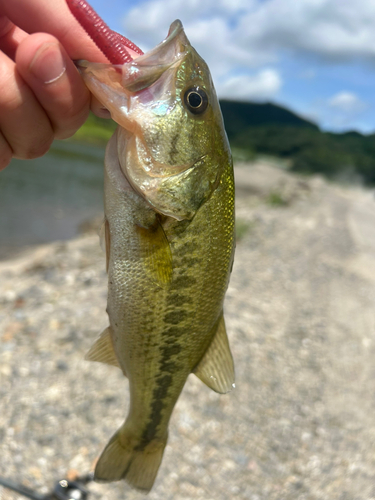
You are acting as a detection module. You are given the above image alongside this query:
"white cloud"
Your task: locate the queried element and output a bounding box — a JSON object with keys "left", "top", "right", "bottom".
{"left": 217, "top": 69, "right": 282, "bottom": 101}
{"left": 122, "top": 4, "right": 270, "bottom": 72}
{"left": 121, "top": 2, "right": 278, "bottom": 100}
{"left": 119, "top": 0, "right": 375, "bottom": 128}
{"left": 122, "top": 0, "right": 255, "bottom": 50}
{"left": 123, "top": 0, "right": 375, "bottom": 65}
{"left": 238, "top": 0, "right": 375, "bottom": 61}
{"left": 303, "top": 92, "right": 369, "bottom": 132}
{"left": 328, "top": 92, "right": 366, "bottom": 113}
{"left": 180, "top": 18, "right": 267, "bottom": 77}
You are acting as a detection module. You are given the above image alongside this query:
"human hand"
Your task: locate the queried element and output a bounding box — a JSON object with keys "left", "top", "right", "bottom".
{"left": 0, "top": 0, "right": 110, "bottom": 170}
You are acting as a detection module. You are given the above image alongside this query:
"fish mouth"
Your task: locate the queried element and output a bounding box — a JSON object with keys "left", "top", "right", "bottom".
{"left": 76, "top": 20, "right": 200, "bottom": 184}
{"left": 76, "top": 19, "right": 189, "bottom": 126}
{"left": 120, "top": 19, "right": 187, "bottom": 93}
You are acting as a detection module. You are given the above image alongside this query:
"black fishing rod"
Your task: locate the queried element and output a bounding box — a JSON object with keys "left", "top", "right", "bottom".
{"left": 0, "top": 472, "right": 93, "bottom": 500}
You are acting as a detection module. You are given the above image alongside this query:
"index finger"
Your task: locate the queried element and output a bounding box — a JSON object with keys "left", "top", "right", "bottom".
{"left": 0, "top": 0, "right": 109, "bottom": 63}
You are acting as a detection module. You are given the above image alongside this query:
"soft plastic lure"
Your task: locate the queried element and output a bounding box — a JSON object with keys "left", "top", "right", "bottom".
{"left": 66, "top": 0, "right": 143, "bottom": 63}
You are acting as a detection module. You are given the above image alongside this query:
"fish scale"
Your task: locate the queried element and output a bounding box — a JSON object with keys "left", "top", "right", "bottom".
{"left": 79, "top": 19, "right": 235, "bottom": 492}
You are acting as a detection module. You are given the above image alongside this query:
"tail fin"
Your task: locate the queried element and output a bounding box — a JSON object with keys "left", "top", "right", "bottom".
{"left": 94, "top": 424, "right": 168, "bottom": 492}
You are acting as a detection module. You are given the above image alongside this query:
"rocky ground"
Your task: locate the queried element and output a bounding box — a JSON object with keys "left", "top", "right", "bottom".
{"left": 1, "top": 161, "right": 375, "bottom": 500}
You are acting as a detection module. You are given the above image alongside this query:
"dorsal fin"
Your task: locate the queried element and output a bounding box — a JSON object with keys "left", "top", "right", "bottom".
{"left": 193, "top": 313, "right": 235, "bottom": 394}
{"left": 85, "top": 326, "right": 124, "bottom": 372}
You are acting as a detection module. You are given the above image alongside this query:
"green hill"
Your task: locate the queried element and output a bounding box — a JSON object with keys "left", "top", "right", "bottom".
{"left": 220, "top": 100, "right": 318, "bottom": 140}
{"left": 220, "top": 100, "right": 375, "bottom": 185}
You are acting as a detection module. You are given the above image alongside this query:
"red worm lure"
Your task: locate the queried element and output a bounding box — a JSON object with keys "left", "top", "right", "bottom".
{"left": 66, "top": 0, "right": 143, "bottom": 64}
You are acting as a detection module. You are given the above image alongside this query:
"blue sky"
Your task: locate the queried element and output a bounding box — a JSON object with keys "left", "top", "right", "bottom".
{"left": 88, "top": 0, "right": 375, "bottom": 134}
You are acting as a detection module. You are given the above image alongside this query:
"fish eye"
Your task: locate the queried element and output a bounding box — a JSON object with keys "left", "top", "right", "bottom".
{"left": 183, "top": 87, "right": 208, "bottom": 115}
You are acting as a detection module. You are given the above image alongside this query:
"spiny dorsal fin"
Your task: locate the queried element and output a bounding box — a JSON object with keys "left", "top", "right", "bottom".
{"left": 136, "top": 217, "right": 173, "bottom": 287}
{"left": 85, "top": 326, "right": 123, "bottom": 372}
{"left": 193, "top": 313, "right": 235, "bottom": 394}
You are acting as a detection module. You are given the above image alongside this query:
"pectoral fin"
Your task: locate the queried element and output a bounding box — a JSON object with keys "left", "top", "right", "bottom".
{"left": 85, "top": 326, "right": 123, "bottom": 372}
{"left": 193, "top": 313, "right": 235, "bottom": 394}
{"left": 136, "top": 216, "right": 173, "bottom": 287}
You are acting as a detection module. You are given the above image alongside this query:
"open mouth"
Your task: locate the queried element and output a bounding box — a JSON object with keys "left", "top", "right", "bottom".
{"left": 76, "top": 20, "right": 190, "bottom": 131}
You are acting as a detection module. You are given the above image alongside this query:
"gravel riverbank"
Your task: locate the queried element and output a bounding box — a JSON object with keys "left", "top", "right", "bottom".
{"left": 1, "top": 162, "right": 375, "bottom": 500}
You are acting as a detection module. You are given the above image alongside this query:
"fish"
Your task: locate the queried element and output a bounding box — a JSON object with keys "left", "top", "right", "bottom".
{"left": 78, "top": 19, "right": 235, "bottom": 492}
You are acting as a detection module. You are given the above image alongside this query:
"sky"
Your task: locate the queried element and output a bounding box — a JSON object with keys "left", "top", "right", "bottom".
{"left": 88, "top": 0, "right": 375, "bottom": 134}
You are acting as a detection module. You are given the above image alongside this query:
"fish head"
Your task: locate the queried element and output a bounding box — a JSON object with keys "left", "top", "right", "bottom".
{"left": 78, "top": 20, "right": 231, "bottom": 220}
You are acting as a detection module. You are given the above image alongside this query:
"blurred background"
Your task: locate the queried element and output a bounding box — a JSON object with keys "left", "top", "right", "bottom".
{"left": 1, "top": 1, "right": 375, "bottom": 499}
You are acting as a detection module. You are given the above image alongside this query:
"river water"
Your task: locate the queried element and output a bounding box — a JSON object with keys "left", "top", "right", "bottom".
{"left": 0, "top": 140, "right": 105, "bottom": 259}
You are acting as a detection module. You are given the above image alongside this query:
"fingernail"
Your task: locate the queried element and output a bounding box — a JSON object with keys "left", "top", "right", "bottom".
{"left": 29, "top": 42, "right": 66, "bottom": 84}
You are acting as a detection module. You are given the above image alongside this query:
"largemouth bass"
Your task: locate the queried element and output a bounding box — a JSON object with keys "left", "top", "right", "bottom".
{"left": 79, "top": 20, "right": 235, "bottom": 492}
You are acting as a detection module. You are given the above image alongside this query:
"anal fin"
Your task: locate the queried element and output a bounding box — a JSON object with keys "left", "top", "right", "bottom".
{"left": 193, "top": 313, "right": 235, "bottom": 394}
{"left": 85, "top": 326, "right": 123, "bottom": 372}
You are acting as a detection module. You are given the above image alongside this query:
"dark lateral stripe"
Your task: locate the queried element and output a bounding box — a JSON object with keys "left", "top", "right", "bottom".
{"left": 139, "top": 340, "right": 182, "bottom": 445}
{"left": 160, "top": 343, "right": 182, "bottom": 357}
{"left": 166, "top": 293, "right": 192, "bottom": 307}
{"left": 174, "top": 241, "right": 197, "bottom": 256}
{"left": 140, "top": 373, "right": 172, "bottom": 444}
{"left": 161, "top": 326, "right": 182, "bottom": 338}
{"left": 173, "top": 274, "right": 197, "bottom": 288}
{"left": 178, "top": 256, "right": 200, "bottom": 267}
{"left": 164, "top": 310, "right": 188, "bottom": 324}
